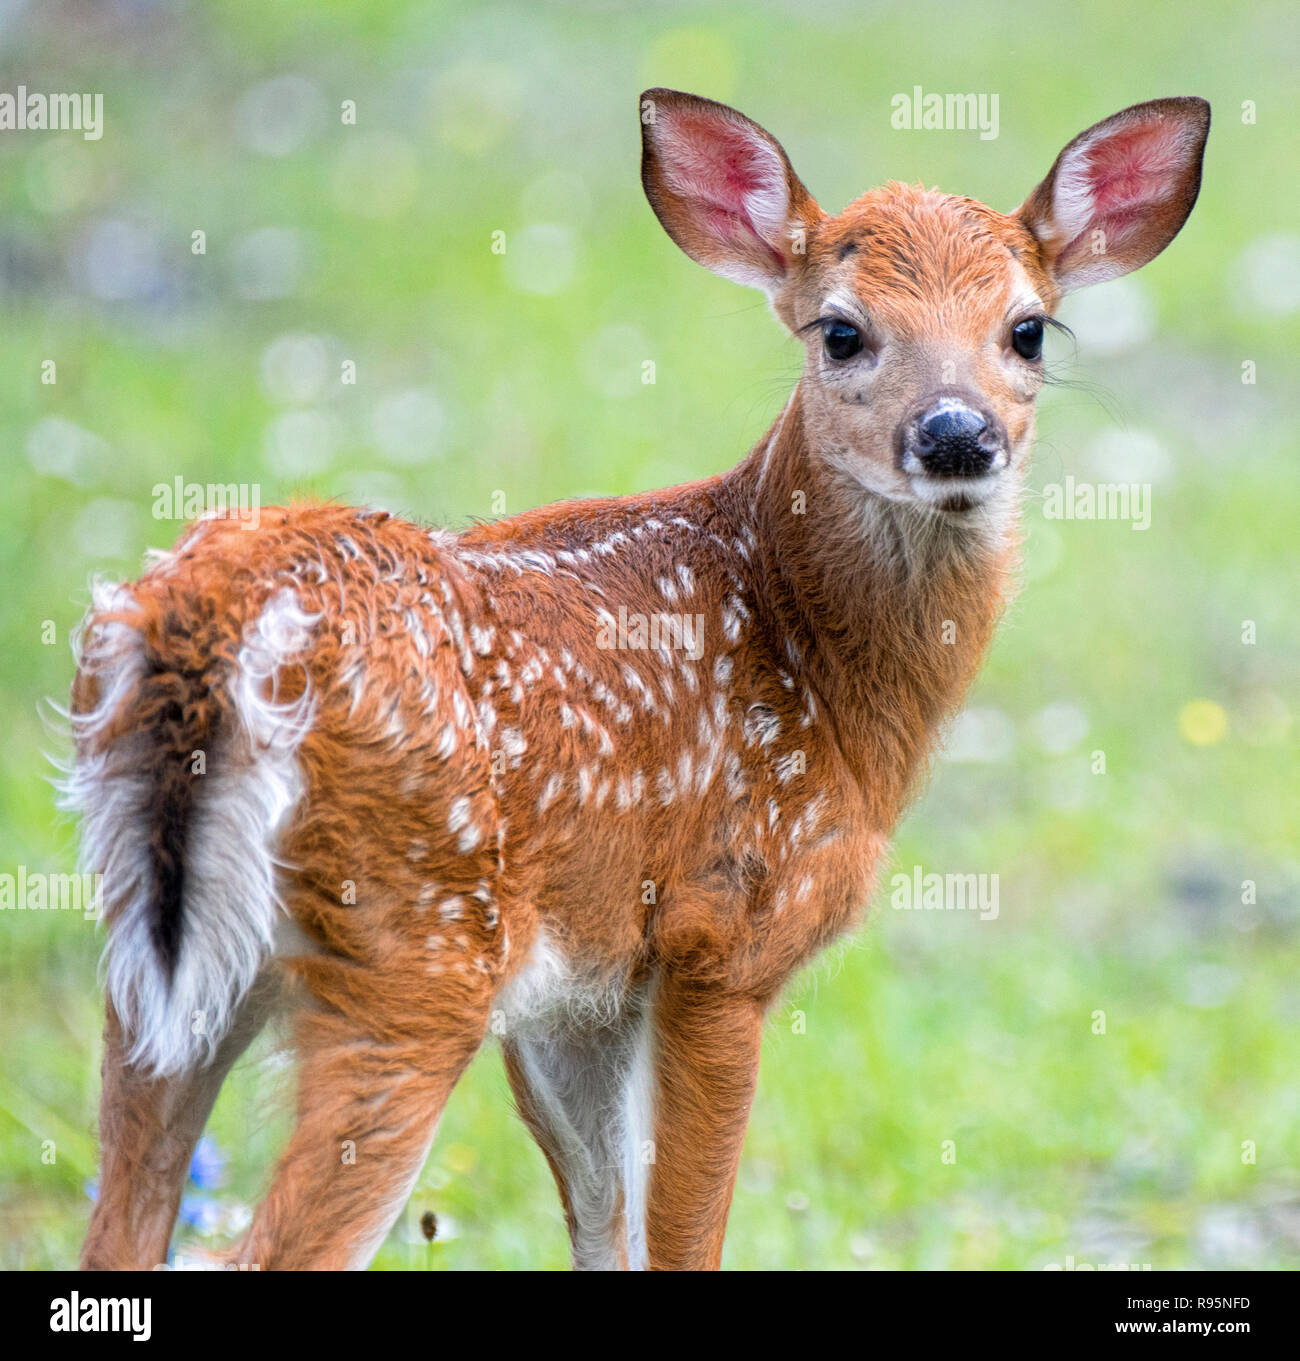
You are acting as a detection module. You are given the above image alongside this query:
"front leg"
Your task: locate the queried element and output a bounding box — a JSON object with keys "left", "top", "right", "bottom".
{"left": 646, "top": 976, "right": 763, "bottom": 1270}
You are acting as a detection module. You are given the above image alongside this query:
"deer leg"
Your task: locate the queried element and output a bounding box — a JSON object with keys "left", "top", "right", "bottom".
{"left": 231, "top": 943, "right": 495, "bottom": 1270}
{"left": 644, "top": 977, "right": 764, "bottom": 1270}
{"left": 501, "top": 979, "right": 657, "bottom": 1270}
{"left": 81, "top": 970, "right": 279, "bottom": 1270}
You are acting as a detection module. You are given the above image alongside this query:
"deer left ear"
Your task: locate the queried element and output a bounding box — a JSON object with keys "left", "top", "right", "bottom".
{"left": 639, "top": 88, "right": 822, "bottom": 300}
{"left": 1016, "top": 97, "right": 1209, "bottom": 294}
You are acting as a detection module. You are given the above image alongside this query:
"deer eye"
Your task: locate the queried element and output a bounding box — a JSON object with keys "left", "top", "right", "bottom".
{"left": 1012, "top": 317, "right": 1044, "bottom": 360}
{"left": 822, "top": 319, "right": 863, "bottom": 361}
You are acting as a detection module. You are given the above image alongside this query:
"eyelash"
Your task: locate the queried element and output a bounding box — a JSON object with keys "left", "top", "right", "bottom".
{"left": 800, "top": 314, "right": 849, "bottom": 336}
{"left": 1024, "top": 315, "right": 1074, "bottom": 340}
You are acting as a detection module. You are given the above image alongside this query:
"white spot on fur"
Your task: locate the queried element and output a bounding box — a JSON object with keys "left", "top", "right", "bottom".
{"left": 448, "top": 796, "right": 472, "bottom": 833}
{"left": 744, "top": 704, "right": 781, "bottom": 747}
{"left": 439, "top": 895, "right": 465, "bottom": 922}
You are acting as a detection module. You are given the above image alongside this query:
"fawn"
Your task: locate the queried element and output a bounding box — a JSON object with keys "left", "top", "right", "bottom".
{"left": 69, "top": 89, "right": 1208, "bottom": 1270}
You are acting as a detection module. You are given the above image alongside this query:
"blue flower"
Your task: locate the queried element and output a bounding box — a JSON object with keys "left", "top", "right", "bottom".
{"left": 178, "top": 1195, "right": 222, "bottom": 1235}
{"left": 188, "top": 1136, "right": 226, "bottom": 1190}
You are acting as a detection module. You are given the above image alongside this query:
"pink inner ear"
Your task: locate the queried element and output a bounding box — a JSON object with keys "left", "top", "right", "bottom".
{"left": 659, "top": 112, "right": 789, "bottom": 272}
{"left": 1080, "top": 117, "right": 1189, "bottom": 222}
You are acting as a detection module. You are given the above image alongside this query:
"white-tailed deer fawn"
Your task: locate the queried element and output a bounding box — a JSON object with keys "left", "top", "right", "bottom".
{"left": 68, "top": 89, "right": 1208, "bottom": 1270}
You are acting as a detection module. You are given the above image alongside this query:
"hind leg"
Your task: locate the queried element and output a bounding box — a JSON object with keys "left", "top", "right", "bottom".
{"left": 501, "top": 979, "right": 658, "bottom": 1270}
{"left": 232, "top": 942, "right": 495, "bottom": 1269}
{"left": 81, "top": 970, "right": 279, "bottom": 1270}
{"left": 225, "top": 582, "right": 511, "bottom": 1267}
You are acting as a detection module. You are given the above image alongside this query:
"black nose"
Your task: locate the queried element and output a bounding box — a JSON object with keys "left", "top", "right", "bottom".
{"left": 913, "top": 402, "right": 996, "bottom": 477}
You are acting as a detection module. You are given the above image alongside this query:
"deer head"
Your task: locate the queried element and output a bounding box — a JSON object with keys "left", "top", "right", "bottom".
{"left": 640, "top": 89, "right": 1209, "bottom": 520}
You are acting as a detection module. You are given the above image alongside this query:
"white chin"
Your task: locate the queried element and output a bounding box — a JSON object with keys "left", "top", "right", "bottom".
{"left": 908, "top": 473, "right": 1003, "bottom": 512}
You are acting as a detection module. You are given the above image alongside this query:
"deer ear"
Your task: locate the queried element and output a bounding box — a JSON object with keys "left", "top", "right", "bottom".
{"left": 1015, "top": 97, "right": 1209, "bottom": 294}
{"left": 640, "top": 88, "right": 821, "bottom": 297}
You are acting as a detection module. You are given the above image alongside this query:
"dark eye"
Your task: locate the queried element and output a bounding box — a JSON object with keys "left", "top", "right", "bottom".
{"left": 1012, "top": 317, "right": 1044, "bottom": 361}
{"left": 823, "top": 319, "right": 863, "bottom": 361}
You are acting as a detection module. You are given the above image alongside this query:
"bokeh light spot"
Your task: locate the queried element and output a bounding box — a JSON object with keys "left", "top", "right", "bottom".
{"left": 1179, "top": 700, "right": 1228, "bottom": 746}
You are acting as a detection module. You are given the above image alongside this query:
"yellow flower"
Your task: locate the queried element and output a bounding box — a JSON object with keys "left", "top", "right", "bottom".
{"left": 1179, "top": 700, "right": 1228, "bottom": 746}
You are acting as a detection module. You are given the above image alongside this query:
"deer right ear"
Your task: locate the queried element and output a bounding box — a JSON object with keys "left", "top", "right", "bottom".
{"left": 1015, "top": 97, "right": 1210, "bottom": 294}
{"left": 639, "top": 89, "right": 821, "bottom": 297}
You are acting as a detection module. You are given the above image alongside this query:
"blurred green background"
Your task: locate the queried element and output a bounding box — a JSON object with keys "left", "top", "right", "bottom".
{"left": 1, "top": 0, "right": 1297, "bottom": 1270}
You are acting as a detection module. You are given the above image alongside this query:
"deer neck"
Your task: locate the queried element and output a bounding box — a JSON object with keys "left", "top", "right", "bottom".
{"left": 725, "top": 383, "right": 1020, "bottom": 828}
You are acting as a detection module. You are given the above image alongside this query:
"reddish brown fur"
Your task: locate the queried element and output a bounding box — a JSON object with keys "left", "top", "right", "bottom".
{"left": 75, "top": 89, "right": 1207, "bottom": 1271}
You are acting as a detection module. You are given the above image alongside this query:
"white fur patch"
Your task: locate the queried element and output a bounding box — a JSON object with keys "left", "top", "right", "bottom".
{"left": 495, "top": 929, "right": 624, "bottom": 1035}
{"left": 496, "top": 931, "right": 656, "bottom": 1270}
{"left": 66, "top": 586, "right": 317, "bottom": 1077}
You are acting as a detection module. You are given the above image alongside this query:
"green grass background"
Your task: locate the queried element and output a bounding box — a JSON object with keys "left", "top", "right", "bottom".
{"left": 0, "top": 0, "right": 1296, "bottom": 1269}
